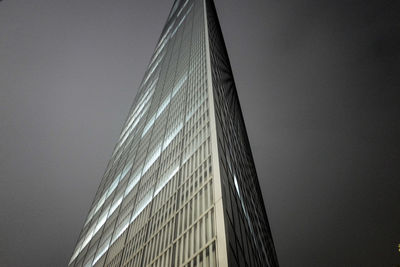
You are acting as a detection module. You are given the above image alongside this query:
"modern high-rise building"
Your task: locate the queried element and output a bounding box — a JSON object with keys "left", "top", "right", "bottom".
{"left": 69, "top": 0, "right": 278, "bottom": 266}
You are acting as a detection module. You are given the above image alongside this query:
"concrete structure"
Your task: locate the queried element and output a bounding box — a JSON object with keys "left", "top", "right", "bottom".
{"left": 69, "top": 0, "right": 278, "bottom": 266}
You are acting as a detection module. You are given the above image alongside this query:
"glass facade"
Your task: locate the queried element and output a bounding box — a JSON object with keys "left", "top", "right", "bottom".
{"left": 69, "top": 0, "right": 278, "bottom": 266}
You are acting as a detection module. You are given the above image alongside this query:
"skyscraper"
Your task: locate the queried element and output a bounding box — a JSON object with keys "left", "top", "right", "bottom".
{"left": 69, "top": 0, "right": 279, "bottom": 266}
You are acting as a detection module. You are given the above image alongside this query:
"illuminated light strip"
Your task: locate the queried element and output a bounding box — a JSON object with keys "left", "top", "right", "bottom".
{"left": 117, "top": 92, "right": 153, "bottom": 149}
{"left": 158, "top": 25, "right": 172, "bottom": 47}
{"left": 130, "top": 164, "right": 179, "bottom": 224}
{"left": 71, "top": 200, "right": 111, "bottom": 264}
{"left": 141, "top": 99, "right": 166, "bottom": 137}
{"left": 169, "top": 0, "right": 180, "bottom": 19}
{"left": 151, "top": 46, "right": 166, "bottom": 67}
{"left": 163, "top": 123, "right": 183, "bottom": 150}
{"left": 124, "top": 105, "right": 148, "bottom": 138}
{"left": 120, "top": 162, "right": 133, "bottom": 181}
{"left": 112, "top": 149, "right": 123, "bottom": 165}
{"left": 142, "top": 146, "right": 162, "bottom": 175}
{"left": 156, "top": 96, "right": 171, "bottom": 118}
{"left": 152, "top": 25, "right": 172, "bottom": 64}
{"left": 91, "top": 168, "right": 141, "bottom": 265}
{"left": 125, "top": 124, "right": 184, "bottom": 225}
{"left": 185, "top": 96, "right": 206, "bottom": 122}
{"left": 79, "top": 222, "right": 96, "bottom": 257}
{"left": 92, "top": 240, "right": 110, "bottom": 265}
{"left": 152, "top": 18, "right": 175, "bottom": 66}
{"left": 69, "top": 240, "right": 83, "bottom": 264}
{"left": 118, "top": 106, "right": 147, "bottom": 149}
{"left": 170, "top": 4, "right": 193, "bottom": 38}
{"left": 151, "top": 40, "right": 168, "bottom": 71}
{"left": 89, "top": 139, "right": 182, "bottom": 265}
{"left": 142, "top": 74, "right": 187, "bottom": 137}
{"left": 153, "top": 31, "right": 170, "bottom": 61}
{"left": 75, "top": 203, "right": 110, "bottom": 265}
{"left": 124, "top": 171, "right": 141, "bottom": 196}
{"left": 154, "top": 2, "right": 193, "bottom": 64}
{"left": 156, "top": 20, "right": 174, "bottom": 51}
{"left": 154, "top": 165, "right": 179, "bottom": 196}
{"left": 83, "top": 161, "right": 132, "bottom": 227}
{"left": 124, "top": 86, "right": 153, "bottom": 135}
{"left": 108, "top": 195, "right": 123, "bottom": 217}
{"left": 130, "top": 192, "right": 152, "bottom": 223}
{"left": 83, "top": 205, "right": 97, "bottom": 227}
{"left": 176, "top": 0, "right": 189, "bottom": 17}
{"left": 129, "top": 79, "right": 156, "bottom": 123}
{"left": 125, "top": 121, "right": 182, "bottom": 197}
{"left": 112, "top": 79, "right": 158, "bottom": 158}
{"left": 127, "top": 107, "right": 147, "bottom": 134}
{"left": 182, "top": 136, "right": 208, "bottom": 165}
{"left": 155, "top": 36, "right": 167, "bottom": 53}
{"left": 142, "top": 55, "right": 163, "bottom": 86}
{"left": 92, "top": 164, "right": 179, "bottom": 265}
{"left": 132, "top": 78, "right": 157, "bottom": 117}
{"left": 92, "top": 194, "right": 106, "bottom": 219}
{"left": 105, "top": 179, "right": 118, "bottom": 198}
{"left": 233, "top": 174, "right": 269, "bottom": 263}
{"left": 72, "top": 101, "right": 186, "bottom": 264}
{"left": 121, "top": 94, "right": 151, "bottom": 138}
{"left": 141, "top": 116, "right": 155, "bottom": 137}
{"left": 143, "top": 120, "right": 183, "bottom": 176}
{"left": 94, "top": 211, "right": 107, "bottom": 233}
{"left": 171, "top": 74, "right": 187, "bottom": 97}
{"left": 120, "top": 78, "right": 158, "bottom": 140}
{"left": 111, "top": 217, "right": 129, "bottom": 243}
{"left": 153, "top": 22, "right": 174, "bottom": 61}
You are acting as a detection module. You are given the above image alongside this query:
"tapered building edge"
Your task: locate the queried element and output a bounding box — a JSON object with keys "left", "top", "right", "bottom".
{"left": 204, "top": 0, "right": 279, "bottom": 266}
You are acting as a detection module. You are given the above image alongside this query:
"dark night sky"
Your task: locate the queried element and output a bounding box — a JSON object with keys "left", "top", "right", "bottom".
{"left": 1, "top": 0, "right": 400, "bottom": 266}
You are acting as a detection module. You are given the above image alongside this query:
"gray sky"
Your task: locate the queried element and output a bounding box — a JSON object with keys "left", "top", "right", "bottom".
{"left": 1, "top": 0, "right": 399, "bottom": 266}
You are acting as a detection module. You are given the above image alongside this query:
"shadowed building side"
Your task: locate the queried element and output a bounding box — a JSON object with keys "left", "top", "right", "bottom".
{"left": 205, "top": 0, "right": 279, "bottom": 266}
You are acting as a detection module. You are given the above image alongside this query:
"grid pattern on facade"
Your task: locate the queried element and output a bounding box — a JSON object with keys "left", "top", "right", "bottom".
{"left": 69, "top": 1, "right": 223, "bottom": 266}
{"left": 69, "top": 0, "right": 278, "bottom": 266}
